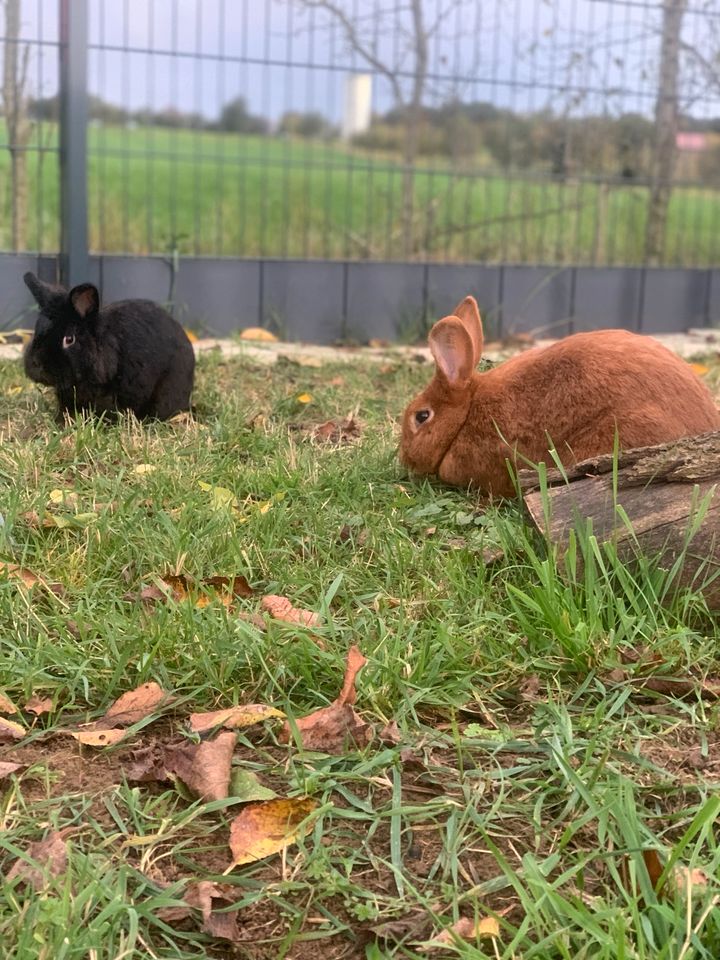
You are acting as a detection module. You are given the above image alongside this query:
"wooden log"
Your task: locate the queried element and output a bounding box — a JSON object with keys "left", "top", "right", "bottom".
{"left": 521, "top": 432, "right": 720, "bottom": 608}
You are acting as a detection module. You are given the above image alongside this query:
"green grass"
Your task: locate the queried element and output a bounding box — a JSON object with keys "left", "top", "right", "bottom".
{"left": 1, "top": 348, "right": 720, "bottom": 958}
{"left": 3, "top": 123, "right": 720, "bottom": 265}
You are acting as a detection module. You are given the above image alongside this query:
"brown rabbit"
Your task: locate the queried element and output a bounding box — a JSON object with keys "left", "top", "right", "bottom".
{"left": 400, "top": 295, "right": 720, "bottom": 497}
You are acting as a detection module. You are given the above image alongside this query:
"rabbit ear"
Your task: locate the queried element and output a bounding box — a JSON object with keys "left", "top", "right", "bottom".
{"left": 69, "top": 283, "right": 100, "bottom": 319}
{"left": 24, "top": 272, "right": 55, "bottom": 309}
{"left": 429, "top": 316, "right": 476, "bottom": 386}
{"left": 451, "top": 295, "right": 483, "bottom": 367}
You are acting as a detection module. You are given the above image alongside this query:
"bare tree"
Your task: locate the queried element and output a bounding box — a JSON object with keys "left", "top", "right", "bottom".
{"left": 297, "top": 0, "right": 460, "bottom": 258}
{"left": 1, "top": 0, "right": 32, "bottom": 251}
{"left": 645, "top": 0, "right": 687, "bottom": 266}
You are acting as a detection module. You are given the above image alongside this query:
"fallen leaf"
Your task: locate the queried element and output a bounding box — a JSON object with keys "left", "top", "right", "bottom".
{"left": 519, "top": 674, "right": 541, "bottom": 702}
{"left": 24, "top": 695, "right": 53, "bottom": 716}
{"left": 0, "top": 693, "right": 17, "bottom": 714}
{"left": 311, "top": 415, "right": 361, "bottom": 443}
{"left": 101, "top": 681, "right": 170, "bottom": 728}
{"left": 329, "top": 375, "right": 345, "bottom": 387}
{"left": 164, "top": 731, "right": 236, "bottom": 802}
{"left": 0, "top": 761, "right": 23, "bottom": 782}
{"left": 0, "top": 561, "right": 63, "bottom": 595}
{"left": 280, "top": 645, "right": 371, "bottom": 753}
{"left": 619, "top": 647, "right": 720, "bottom": 700}
{"left": 198, "top": 481, "right": 240, "bottom": 512}
{"left": 0, "top": 716, "right": 26, "bottom": 743}
{"left": 133, "top": 464, "right": 157, "bottom": 476}
{"left": 690, "top": 362, "right": 710, "bottom": 376}
{"left": 136, "top": 574, "right": 253, "bottom": 608}
{"left": 157, "top": 881, "right": 241, "bottom": 941}
{"left": 379, "top": 720, "right": 402, "bottom": 745}
{"left": 228, "top": 797, "right": 317, "bottom": 866}
{"left": 184, "top": 328, "right": 199, "bottom": 343}
{"left": 230, "top": 769, "right": 277, "bottom": 802}
{"left": 48, "top": 488, "right": 78, "bottom": 507}
{"left": 189, "top": 704, "right": 284, "bottom": 734}
{"left": 6, "top": 829, "right": 74, "bottom": 889}
{"left": 261, "top": 594, "right": 321, "bottom": 628}
{"left": 240, "top": 327, "right": 278, "bottom": 342}
{"left": 673, "top": 866, "right": 709, "bottom": 896}
{"left": 419, "top": 916, "right": 500, "bottom": 950}
{"left": 63, "top": 728, "right": 127, "bottom": 747}
{"left": 372, "top": 911, "right": 433, "bottom": 943}
{"left": 296, "top": 393, "right": 313, "bottom": 404}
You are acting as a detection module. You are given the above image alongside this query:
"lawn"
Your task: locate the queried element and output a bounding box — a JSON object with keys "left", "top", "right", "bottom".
{"left": 1, "top": 346, "right": 720, "bottom": 959}
{"left": 2, "top": 124, "right": 720, "bottom": 266}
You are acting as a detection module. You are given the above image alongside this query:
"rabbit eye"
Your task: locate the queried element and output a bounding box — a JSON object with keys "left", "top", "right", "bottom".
{"left": 62, "top": 334, "right": 75, "bottom": 349}
{"left": 415, "top": 409, "right": 432, "bottom": 425}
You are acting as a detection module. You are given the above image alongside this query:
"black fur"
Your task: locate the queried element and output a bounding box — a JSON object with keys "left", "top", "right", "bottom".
{"left": 23, "top": 273, "right": 195, "bottom": 421}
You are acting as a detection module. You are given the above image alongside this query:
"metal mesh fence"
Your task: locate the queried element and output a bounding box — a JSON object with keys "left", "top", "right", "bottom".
{"left": 1, "top": 0, "right": 720, "bottom": 266}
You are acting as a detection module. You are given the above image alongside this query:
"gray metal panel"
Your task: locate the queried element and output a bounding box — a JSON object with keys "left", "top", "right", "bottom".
{"left": 173, "top": 259, "right": 261, "bottom": 335}
{"left": 346, "top": 263, "right": 426, "bottom": 343}
{"left": 0, "top": 254, "right": 45, "bottom": 329}
{"left": 262, "top": 261, "right": 344, "bottom": 343}
{"left": 708, "top": 270, "right": 720, "bottom": 329}
{"left": 425, "top": 265, "right": 502, "bottom": 339}
{"left": 572, "top": 267, "right": 642, "bottom": 333}
{"left": 501, "top": 266, "right": 573, "bottom": 337}
{"left": 99, "top": 256, "right": 171, "bottom": 306}
{"left": 640, "top": 269, "right": 710, "bottom": 333}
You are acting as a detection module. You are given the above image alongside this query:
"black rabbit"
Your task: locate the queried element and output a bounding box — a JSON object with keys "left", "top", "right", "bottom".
{"left": 23, "top": 273, "right": 195, "bottom": 421}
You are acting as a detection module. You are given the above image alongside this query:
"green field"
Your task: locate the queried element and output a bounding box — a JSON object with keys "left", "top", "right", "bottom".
{"left": 1, "top": 347, "right": 720, "bottom": 958}
{"left": 2, "top": 124, "right": 720, "bottom": 265}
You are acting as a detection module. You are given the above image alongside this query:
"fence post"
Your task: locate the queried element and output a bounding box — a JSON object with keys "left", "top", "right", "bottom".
{"left": 59, "top": 0, "right": 89, "bottom": 287}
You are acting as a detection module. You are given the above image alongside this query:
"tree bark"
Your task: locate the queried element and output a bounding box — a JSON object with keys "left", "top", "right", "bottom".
{"left": 644, "top": 0, "right": 686, "bottom": 266}
{"left": 400, "top": 0, "right": 427, "bottom": 259}
{"left": 2, "top": 0, "right": 32, "bottom": 252}
{"left": 522, "top": 431, "right": 720, "bottom": 609}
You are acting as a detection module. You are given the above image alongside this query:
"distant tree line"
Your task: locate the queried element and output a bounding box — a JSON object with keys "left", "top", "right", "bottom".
{"left": 23, "top": 91, "right": 720, "bottom": 183}
{"left": 353, "top": 100, "right": 720, "bottom": 181}
{"left": 27, "top": 93, "right": 335, "bottom": 139}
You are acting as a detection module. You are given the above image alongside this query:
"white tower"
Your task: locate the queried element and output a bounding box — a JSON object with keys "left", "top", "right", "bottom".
{"left": 342, "top": 74, "right": 372, "bottom": 140}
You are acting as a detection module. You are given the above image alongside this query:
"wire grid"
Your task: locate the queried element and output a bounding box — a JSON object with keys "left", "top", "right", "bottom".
{"left": 1, "top": 0, "right": 720, "bottom": 266}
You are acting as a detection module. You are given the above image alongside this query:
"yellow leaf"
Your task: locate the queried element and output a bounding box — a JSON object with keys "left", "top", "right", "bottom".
{"left": 296, "top": 393, "right": 313, "bottom": 404}
{"left": 690, "top": 362, "right": 710, "bottom": 376}
{"left": 184, "top": 328, "right": 199, "bottom": 343}
{"left": 133, "top": 464, "right": 157, "bottom": 476}
{"left": 189, "top": 704, "right": 285, "bottom": 734}
{"left": 5, "top": 385, "right": 23, "bottom": 397}
{"left": 48, "top": 489, "right": 67, "bottom": 504}
{"left": 62, "top": 728, "right": 127, "bottom": 747}
{"left": 0, "top": 716, "right": 26, "bottom": 742}
{"left": 421, "top": 916, "right": 500, "bottom": 950}
{"left": 228, "top": 797, "right": 317, "bottom": 866}
{"left": 198, "top": 481, "right": 239, "bottom": 511}
{"left": 240, "top": 327, "right": 278, "bottom": 342}
{"left": 0, "top": 693, "right": 18, "bottom": 714}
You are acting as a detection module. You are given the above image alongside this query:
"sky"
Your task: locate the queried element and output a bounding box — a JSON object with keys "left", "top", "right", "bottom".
{"left": 4, "top": 0, "right": 720, "bottom": 124}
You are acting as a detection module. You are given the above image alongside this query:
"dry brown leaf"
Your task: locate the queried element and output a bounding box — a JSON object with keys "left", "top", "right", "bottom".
{"left": 420, "top": 916, "right": 500, "bottom": 950}
{"left": 100, "top": 681, "right": 170, "bottom": 728}
{"left": 378, "top": 720, "right": 402, "bottom": 745}
{"left": 0, "top": 761, "right": 23, "bottom": 781}
{"left": 329, "top": 375, "right": 345, "bottom": 387}
{"left": 280, "top": 645, "right": 371, "bottom": 753}
{"left": 673, "top": 866, "right": 709, "bottom": 895}
{"left": 240, "top": 327, "right": 278, "bottom": 342}
{"left": 0, "top": 716, "right": 26, "bottom": 743}
{"left": 311, "top": 416, "right": 361, "bottom": 443}
{"left": 24, "top": 695, "right": 53, "bottom": 716}
{"left": 164, "top": 731, "right": 236, "bottom": 802}
{"left": 228, "top": 796, "right": 317, "bottom": 866}
{"left": 261, "top": 594, "right": 321, "bottom": 628}
{"left": 519, "top": 674, "right": 541, "bottom": 702}
{"left": 6, "top": 829, "right": 73, "bottom": 889}
{"left": 157, "top": 881, "right": 241, "bottom": 941}
{"left": 0, "top": 561, "right": 63, "bottom": 596}
{"left": 63, "top": 728, "right": 127, "bottom": 747}
{"left": 619, "top": 647, "right": 720, "bottom": 700}
{"left": 189, "top": 704, "right": 284, "bottom": 734}
{"left": 0, "top": 693, "right": 17, "bottom": 714}
{"left": 136, "top": 574, "right": 253, "bottom": 608}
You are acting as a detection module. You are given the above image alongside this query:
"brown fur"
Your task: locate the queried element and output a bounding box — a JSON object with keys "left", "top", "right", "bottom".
{"left": 400, "top": 295, "right": 720, "bottom": 498}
